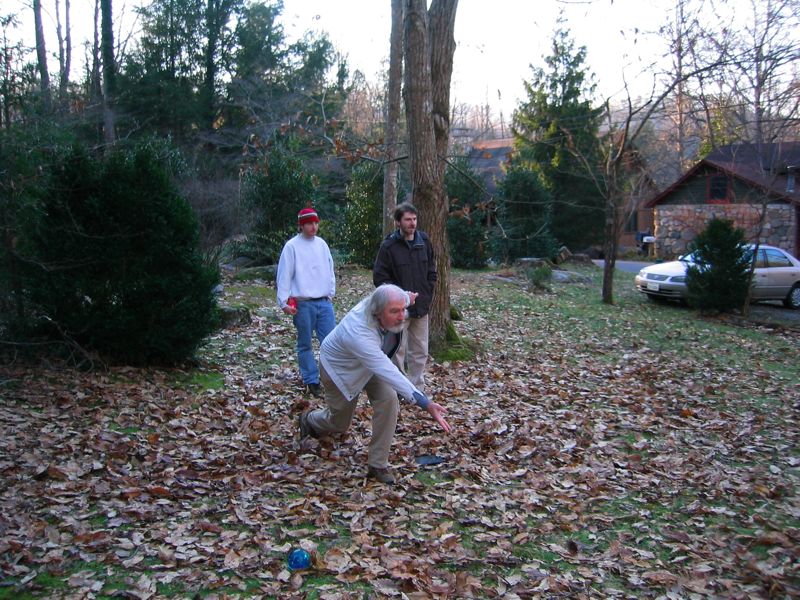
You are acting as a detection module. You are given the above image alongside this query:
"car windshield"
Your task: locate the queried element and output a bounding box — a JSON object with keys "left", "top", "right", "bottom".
{"left": 679, "top": 246, "right": 755, "bottom": 264}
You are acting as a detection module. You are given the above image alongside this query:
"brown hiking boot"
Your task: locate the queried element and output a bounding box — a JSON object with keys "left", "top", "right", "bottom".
{"left": 367, "top": 466, "right": 395, "bottom": 485}
{"left": 298, "top": 410, "right": 318, "bottom": 440}
{"left": 305, "top": 383, "right": 323, "bottom": 398}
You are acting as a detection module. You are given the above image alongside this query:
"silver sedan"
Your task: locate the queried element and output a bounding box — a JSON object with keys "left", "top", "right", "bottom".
{"left": 634, "top": 244, "right": 800, "bottom": 309}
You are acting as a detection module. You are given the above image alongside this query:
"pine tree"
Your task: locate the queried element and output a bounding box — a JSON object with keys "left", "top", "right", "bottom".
{"left": 511, "top": 16, "right": 604, "bottom": 251}
{"left": 685, "top": 218, "right": 751, "bottom": 313}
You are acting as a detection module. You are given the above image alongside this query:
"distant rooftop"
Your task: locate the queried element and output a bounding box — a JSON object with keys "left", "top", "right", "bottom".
{"left": 465, "top": 138, "right": 515, "bottom": 197}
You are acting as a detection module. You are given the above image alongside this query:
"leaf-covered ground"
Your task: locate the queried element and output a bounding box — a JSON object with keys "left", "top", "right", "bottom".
{"left": 1, "top": 265, "right": 798, "bottom": 599}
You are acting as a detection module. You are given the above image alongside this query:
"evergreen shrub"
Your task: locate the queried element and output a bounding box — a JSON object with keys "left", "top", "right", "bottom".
{"left": 685, "top": 218, "right": 751, "bottom": 313}
{"left": 525, "top": 264, "right": 553, "bottom": 290}
{"left": 490, "top": 167, "right": 560, "bottom": 263}
{"left": 240, "top": 144, "right": 316, "bottom": 264}
{"left": 447, "top": 212, "right": 488, "bottom": 268}
{"left": 338, "top": 162, "right": 384, "bottom": 268}
{"left": 446, "top": 157, "right": 488, "bottom": 269}
{"left": 13, "top": 140, "right": 219, "bottom": 365}
{"left": 1, "top": 124, "right": 80, "bottom": 335}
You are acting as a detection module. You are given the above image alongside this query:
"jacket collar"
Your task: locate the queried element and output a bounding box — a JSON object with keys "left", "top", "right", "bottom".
{"left": 391, "top": 229, "right": 423, "bottom": 247}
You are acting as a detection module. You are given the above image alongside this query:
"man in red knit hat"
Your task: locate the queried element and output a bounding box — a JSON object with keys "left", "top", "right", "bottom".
{"left": 276, "top": 207, "right": 336, "bottom": 397}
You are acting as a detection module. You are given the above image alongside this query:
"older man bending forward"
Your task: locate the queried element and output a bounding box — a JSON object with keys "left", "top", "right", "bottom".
{"left": 299, "top": 284, "right": 450, "bottom": 484}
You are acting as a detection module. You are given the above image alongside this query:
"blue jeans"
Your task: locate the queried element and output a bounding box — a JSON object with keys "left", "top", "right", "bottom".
{"left": 293, "top": 299, "right": 336, "bottom": 385}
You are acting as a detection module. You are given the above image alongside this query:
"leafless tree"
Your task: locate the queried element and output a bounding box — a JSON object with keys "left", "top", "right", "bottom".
{"left": 89, "top": 0, "right": 102, "bottom": 109}
{"left": 33, "top": 0, "right": 52, "bottom": 111}
{"left": 660, "top": 0, "right": 706, "bottom": 171}
{"left": 55, "top": 0, "right": 72, "bottom": 109}
{"left": 382, "top": 0, "right": 404, "bottom": 235}
{"left": 402, "top": 0, "right": 457, "bottom": 348}
{"left": 339, "top": 72, "right": 386, "bottom": 139}
{"left": 694, "top": 0, "right": 800, "bottom": 147}
{"left": 576, "top": 62, "right": 718, "bottom": 304}
{"left": 100, "top": 0, "right": 115, "bottom": 145}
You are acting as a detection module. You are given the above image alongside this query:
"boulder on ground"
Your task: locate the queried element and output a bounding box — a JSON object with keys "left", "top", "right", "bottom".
{"left": 219, "top": 305, "right": 251, "bottom": 328}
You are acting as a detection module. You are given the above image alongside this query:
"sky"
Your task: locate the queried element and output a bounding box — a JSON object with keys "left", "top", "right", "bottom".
{"left": 280, "top": 0, "right": 678, "bottom": 117}
{"left": 8, "top": 0, "right": 687, "bottom": 118}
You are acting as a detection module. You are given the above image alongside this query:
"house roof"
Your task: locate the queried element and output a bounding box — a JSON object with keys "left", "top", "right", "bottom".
{"left": 644, "top": 141, "right": 800, "bottom": 208}
{"left": 465, "top": 138, "right": 514, "bottom": 197}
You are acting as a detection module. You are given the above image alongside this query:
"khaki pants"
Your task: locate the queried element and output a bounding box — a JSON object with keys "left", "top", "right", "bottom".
{"left": 392, "top": 314, "right": 429, "bottom": 390}
{"left": 307, "top": 364, "right": 399, "bottom": 469}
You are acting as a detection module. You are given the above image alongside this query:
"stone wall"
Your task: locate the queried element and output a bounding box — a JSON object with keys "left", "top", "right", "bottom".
{"left": 653, "top": 204, "right": 797, "bottom": 258}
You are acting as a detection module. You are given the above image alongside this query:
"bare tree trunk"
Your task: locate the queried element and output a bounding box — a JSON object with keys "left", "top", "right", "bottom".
{"left": 202, "top": 0, "right": 221, "bottom": 130}
{"left": 402, "top": 0, "right": 457, "bottom": 348}
{"left": 383, "top": 0, "right": 404, "bottom": 235}
{"left": 33, "top": 0, "right": 52, "bottom": 111}
{"left": 600, "top": 174, "right": 621, "bottom": 304}
{"left": 55, "top": 0, "right": 72, "bottom": 110}
{"left": 674, "top": 0, "right": 687, "bottom": 170}
{"left": 89, "top": 0, "right": 102, "bottom": 136}
{"left": 427, "top": 0, "right": 457, "bottom": 345}
{"left": 100, "top": 0, "right": 116, "bottom": 146}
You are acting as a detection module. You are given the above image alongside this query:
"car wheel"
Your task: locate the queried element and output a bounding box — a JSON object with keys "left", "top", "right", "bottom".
{"left": 783, "top": 283, "right": 800, "bottom": 309}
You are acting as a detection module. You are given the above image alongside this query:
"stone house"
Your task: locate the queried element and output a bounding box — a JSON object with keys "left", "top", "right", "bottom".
{"left": 643, "top": 142, "right": 800, "bottom": 259}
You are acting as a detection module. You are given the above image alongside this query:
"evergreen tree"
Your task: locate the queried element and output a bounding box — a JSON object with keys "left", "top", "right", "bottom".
{"left": 11, "top": 139, "right": 219, "bottom": 365}
{"left": 239, "top": 141, "right": 316, "bottom": 264}
{"left": 116, "top": 0, "right": 242, "bottom": 139}
{"left": 233, "top": 1, "right": 287, "bottom": 83}
{"left": 685, "top": 218, "right": 751, "bottom": 313}
{"left": 338, "top": 161, "right": 384, "bottom": 268}
{"left": 445, "top": 157, "right": 487, "bottom": 269}
{"left": 491, "top": 166, "right": 559, "bottom": 263}
{"left": 511, "top": 17, "right": 604, "bottom": 251}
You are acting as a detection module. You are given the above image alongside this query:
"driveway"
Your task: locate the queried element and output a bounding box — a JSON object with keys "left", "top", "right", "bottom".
{"left": 592, "top": 259, "right": 653, "bottom": 273}
{"left": 592, "top": 260, "right": 799, "bottom": 330}
{"left": 737, "top": 302, "right": 800, "bottom": 330}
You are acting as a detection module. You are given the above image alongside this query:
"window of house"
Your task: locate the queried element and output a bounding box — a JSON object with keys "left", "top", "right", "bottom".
{"left": 624, "top": 210, "right": 638, "bottom": 233}
{"left": 707, "top": 174, "right": 730, "bottom": 203}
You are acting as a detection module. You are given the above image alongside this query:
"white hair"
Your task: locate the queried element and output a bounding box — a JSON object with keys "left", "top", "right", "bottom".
{"left": 365, "top": 284, "right": 407, "bottom": 329}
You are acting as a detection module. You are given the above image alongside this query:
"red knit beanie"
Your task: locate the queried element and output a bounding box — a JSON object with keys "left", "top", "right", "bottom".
{"left": 297, "top": 207, "right": 320, "bottom": 225}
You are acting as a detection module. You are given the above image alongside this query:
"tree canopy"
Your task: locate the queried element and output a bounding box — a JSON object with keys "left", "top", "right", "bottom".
{"left": 511, "top": 19, "right": 605, "bottom": 252}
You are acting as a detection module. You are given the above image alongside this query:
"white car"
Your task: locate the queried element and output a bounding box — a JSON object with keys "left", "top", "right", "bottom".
{"left": 634, "top": 244, "right": 800, "bottom": 309}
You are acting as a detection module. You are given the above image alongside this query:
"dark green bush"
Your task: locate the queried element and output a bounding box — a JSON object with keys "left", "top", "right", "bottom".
{"left": 338, "top": 162, "right": 384, "bottom": 268}
{"left": 1, "top": 124, "right": 81, "bottom": 332}
{"left": 11, "top": 140, "right": 219, "bottom": 365}
{"left": 239, "top": 144, "right": 316, "bottom": 264}
{"left": 685, "top": 218, "right": 751, "bottom": 313}
{"left": 447, "top": 210, "right": 488, "bottom": 268}
{"left": 525, "top": 264, "right": 553, "bottom": 290}
{"left": 490, "top": 166, "right": 560, "bottom": 263}
{"left": 446, "top": 157, "right": 488, "bottom": 268}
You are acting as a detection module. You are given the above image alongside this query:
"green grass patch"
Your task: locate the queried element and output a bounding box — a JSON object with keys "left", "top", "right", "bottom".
{"left": 108, "top": 424, "right": 140, "bottom": 435}
{"left": 512, "top": 540, "right": 562, "bottom": 564}
{"left": 414, "top": 469, "right": 450, "bottom": 486}
{"left": 223, "top": 282, "right": 276, "bottom": 309}
{"left": 185, "top": 370, "right": 225, "bottom": 391}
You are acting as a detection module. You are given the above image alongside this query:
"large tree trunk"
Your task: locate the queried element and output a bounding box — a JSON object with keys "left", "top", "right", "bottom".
{"left": 427, "top": 0, "right": 457, "bottom": 346}
{"left": 402, "top": 0, "right": 458, "bottom": 349}
{"left": 89, "top": 0, "right": 103, "bottom": 137}
{"left": 100, "top": 0, "right": 116, "bottom": 146}
{"left": 382, "top": 0, "right": 404, "bottom": 235}
{"left": 33, "top": 0, "right": 52, "bottom": 111}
